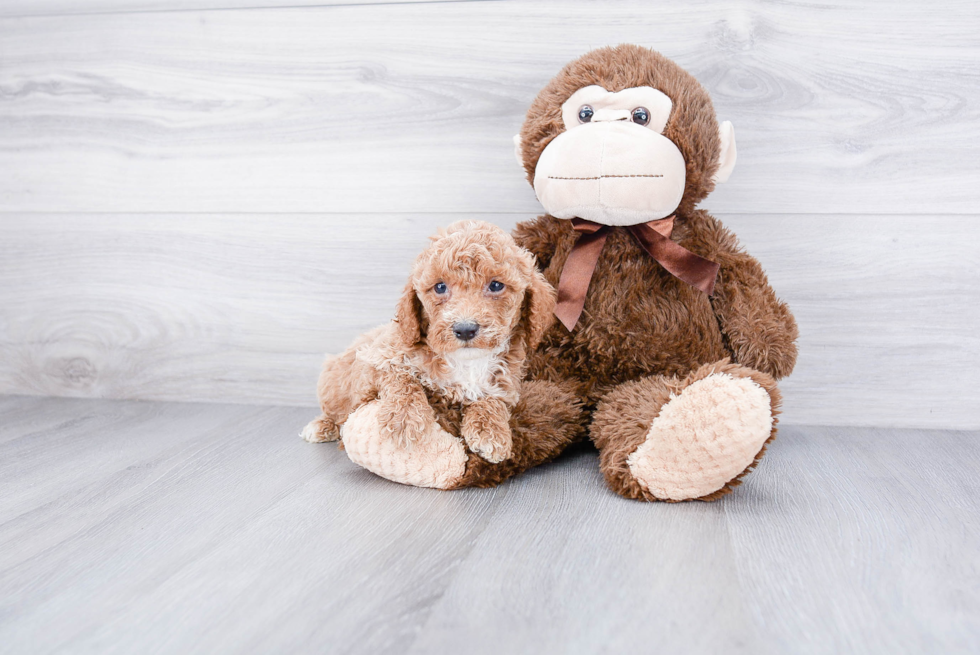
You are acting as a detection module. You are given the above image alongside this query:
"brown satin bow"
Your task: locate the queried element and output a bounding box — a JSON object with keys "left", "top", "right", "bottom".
{"left": 554, "top": 216, "right": 720, "bottom": 331}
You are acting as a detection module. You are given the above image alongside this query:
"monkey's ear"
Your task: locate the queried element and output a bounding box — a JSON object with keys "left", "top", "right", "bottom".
{"left": 394, "top": 281, "right": 425, "bottom": 348}
{"left": 713, "top": 121, "right": 737, "bottom": 183}
{"left": 513, "top": 134, "right": 524, "bottom": 168}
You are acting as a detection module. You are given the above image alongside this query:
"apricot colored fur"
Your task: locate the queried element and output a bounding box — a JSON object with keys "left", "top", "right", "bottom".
{"left": 306, "top": 221, "right": 584, "bottom": 480}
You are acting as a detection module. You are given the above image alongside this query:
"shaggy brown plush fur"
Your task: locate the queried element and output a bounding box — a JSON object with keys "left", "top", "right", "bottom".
{"left": 304, "top": 220, "right": 585, "bottom": 482}
{"left": 519, "top": 211, "right": 798, "bottom": 400}
{"left": 490, "top": 44, "right": 799, "bottom": 500}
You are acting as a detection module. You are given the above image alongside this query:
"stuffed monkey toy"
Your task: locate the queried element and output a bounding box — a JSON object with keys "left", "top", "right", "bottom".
{"left": 506, "top": 44, "right": 799, "bottom": 501}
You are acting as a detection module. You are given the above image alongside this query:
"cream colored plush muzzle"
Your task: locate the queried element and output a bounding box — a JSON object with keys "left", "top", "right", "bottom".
{"left": 532, "top": 121, "right": 687, "bottom": 227}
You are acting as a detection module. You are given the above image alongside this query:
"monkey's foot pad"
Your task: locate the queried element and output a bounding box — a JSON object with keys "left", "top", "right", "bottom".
{"left": 341, "top": 401, "right": 467, "bottom": 489}
{"left": 627, "top": 372, "right": 773, "bottom": 500}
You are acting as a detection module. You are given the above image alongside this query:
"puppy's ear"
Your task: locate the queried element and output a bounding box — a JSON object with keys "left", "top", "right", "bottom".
{"left": 520, "top": 267, "right": 557, "bottom": 352}
{"left": 394, "top": 281, "right": 426, "bottom": 348}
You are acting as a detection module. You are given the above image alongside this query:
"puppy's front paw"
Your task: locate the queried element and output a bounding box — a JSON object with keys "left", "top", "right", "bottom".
{"left": 461, "top": 405, "right": 513, "bottom": 464}
{"left": 376, "top": 398, "right": 432, "bottom": 446}
{"left": 301, "top": 414, "right": 340, "bottom": 443}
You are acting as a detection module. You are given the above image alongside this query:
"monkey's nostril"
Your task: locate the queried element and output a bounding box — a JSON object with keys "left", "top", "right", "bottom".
{"left": 452, "top": 321, "right": 479, "bottom": 342}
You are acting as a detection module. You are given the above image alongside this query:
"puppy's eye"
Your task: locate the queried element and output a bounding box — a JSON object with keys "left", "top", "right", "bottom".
{"left": 433, "top": 282, "right": 448, "bottom": 295}
{"left": 631, "top": 107, "right": 650, "bottom": 126}
{"left": 578, "top": 105, "right": 594, "bottom": 123}
{"left": 487, "top": 281, "right": 505, "bottom": 293}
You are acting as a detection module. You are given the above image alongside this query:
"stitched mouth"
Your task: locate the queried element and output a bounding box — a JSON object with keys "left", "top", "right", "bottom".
{"left": 547, "top": 174, "right": 663, "bottom": 180}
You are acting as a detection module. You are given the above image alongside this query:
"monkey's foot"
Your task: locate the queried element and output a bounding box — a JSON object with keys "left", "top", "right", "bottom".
{"left": 341, "top": 401, "right": 467, "bottom": 489}
{"left": 627, "top": 367, "right": 775, "bottom": 501}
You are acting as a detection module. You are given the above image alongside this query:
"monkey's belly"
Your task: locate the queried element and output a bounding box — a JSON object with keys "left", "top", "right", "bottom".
{"left": 582, "top": 332, "right": 726, "bottom": 391}
{"left": 535, "top": 222, "right": 729, "bottom": 395}
{"left": 533, "top": 291, "right": 728, "bottom": 397}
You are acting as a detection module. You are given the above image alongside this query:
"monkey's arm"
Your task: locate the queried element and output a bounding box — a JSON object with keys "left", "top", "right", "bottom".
{"left": 512, "top": 215, "right": 565, "bottom": 270}
{"left": 710, "top": 249, "right": 799, "bottom": 381}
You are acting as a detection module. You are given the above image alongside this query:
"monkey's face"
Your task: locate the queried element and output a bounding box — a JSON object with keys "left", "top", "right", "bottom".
{"left": 516, "top": 74, "right": 737, "bottom": 227}
{"left": 533, "top": 86, "right": 686, "bottom": 226}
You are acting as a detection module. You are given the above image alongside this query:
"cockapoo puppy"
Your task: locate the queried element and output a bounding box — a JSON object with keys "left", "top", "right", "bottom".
{"left": 302, "top": 220, "right": 556, "bottom": 468}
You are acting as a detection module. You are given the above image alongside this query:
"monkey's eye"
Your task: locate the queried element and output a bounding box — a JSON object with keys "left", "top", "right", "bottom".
{"left": 488, "top": 280, "right": 505, "bottom": 293}
{"left": 631, "top": 107, "right": 650, "bottom": 126}
{"left": 433, "top": 282, "right": 448, "bottom": 295}
{"left": 578, "top": 105, "right": 594, "bottom": 123}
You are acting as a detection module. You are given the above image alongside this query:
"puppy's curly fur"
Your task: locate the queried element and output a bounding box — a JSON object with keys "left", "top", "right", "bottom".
{"left": 302, "top": 220, "right": 555, "bottom": 464}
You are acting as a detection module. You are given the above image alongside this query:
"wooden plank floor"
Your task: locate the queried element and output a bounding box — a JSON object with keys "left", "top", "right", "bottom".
{"left": 1, "top": 395, "right": 978, "bottom": 654}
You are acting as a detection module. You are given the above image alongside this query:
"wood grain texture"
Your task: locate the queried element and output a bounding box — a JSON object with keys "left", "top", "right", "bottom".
{"left": 2, "top": 213, "right": 978, "bottom": 430}
{"left": 1, "top": 1, "right": 977, "bottom": 429}
{"left": 0, "top": 0, "right": 977, "bottom": 214}
{"left": 0, "top": 396, "right": 977, "bottom": 654}
{"left": 0, "top": 0, "right": 450, "bottom": 19}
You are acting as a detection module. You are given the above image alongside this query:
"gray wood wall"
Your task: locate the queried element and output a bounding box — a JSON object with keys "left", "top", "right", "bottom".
{"left": 1, "top": 1, "right": 978, "bottom": 429}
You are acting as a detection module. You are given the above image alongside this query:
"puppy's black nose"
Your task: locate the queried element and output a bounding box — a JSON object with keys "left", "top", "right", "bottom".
{"left": 452, "top": 321, "right": 479, "bottom": 342}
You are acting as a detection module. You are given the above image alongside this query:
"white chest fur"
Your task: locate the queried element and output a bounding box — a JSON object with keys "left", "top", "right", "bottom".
{"left": 441, "top": 348, "right": 504, "bottom": 402}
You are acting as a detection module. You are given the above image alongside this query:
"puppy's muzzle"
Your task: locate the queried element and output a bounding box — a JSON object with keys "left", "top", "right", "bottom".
{"left": 452, "top": 321, "right": 480, "bottom": 342}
